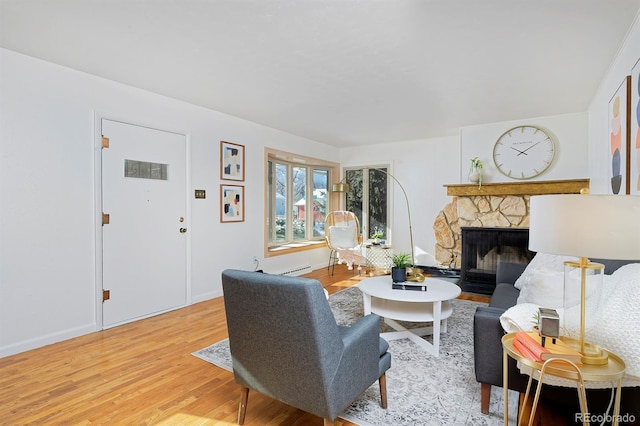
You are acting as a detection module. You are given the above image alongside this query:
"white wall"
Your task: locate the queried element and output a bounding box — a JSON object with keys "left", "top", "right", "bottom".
{"left": 3, "top": 10, "right": 638, "bottom": 357}
{"left": 339, "top": 136, "right": 461, "bottom": 267}
{"left": 338, "top": 113, "right": 590, "bottom": 267}
{"left": 588, "top": 13, "right": 640, "bottom": 194}
{"left": 0, "top": 48, "right": 337, "bottom": 356}
{"left": 459, "top": 113, "right": 589, "bottom": 183}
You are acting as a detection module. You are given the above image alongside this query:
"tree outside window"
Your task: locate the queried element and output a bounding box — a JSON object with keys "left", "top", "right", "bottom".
{"left": 345, "top": 167, "right": 388, "bottom": 241}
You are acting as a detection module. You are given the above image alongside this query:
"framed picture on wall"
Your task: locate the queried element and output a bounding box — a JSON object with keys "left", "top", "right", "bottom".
{"left": 220, "top": 184, "right": 244, "bottom": 223}
{"left": 220, "top": 141, "right": 245, "bottom": 181}
{"left": 607, "top": 75, "right": 631, "bottom": 195}
{"left": 631, "top": 59, "right": 640, "bottom": 195}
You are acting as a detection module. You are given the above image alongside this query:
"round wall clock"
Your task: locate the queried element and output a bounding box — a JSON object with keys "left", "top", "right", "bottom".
{"left": 492, "top": 125, "right": 556, "bottom": 179}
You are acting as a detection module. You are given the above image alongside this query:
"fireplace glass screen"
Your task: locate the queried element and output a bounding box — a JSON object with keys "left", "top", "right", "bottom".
{"left": 459, "top": 227, "right": 534, "bottom": 293}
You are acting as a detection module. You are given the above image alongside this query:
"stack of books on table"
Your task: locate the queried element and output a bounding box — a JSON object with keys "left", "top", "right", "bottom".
{"left": 513, "top": 331, "right": 582, "bottom": 364}
{"left": 392, "top": 283, "right": 427, "bottom": 291}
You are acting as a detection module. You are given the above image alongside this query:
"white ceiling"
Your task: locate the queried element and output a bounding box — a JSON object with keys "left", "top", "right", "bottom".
{"left": 2, "top": 1, "right": 640, "bottom": 147}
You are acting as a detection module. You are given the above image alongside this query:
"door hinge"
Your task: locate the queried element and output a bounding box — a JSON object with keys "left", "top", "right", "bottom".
{"left": 102, "top": 213, "right": 110, "bottom": 225}
{"left": 102, "top": 136, "right": 110, "bottom": 149}
{"left": 103, "top": 289, "right": 111, "bottom": 302}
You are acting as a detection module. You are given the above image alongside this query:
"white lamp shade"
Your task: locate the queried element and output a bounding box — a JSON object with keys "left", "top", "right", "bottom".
{"left": 529, "top": 194, "right": 640, "bottom": 260}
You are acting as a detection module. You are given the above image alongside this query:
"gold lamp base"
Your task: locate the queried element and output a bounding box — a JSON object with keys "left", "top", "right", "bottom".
{"left": 563, "top": 337, "right": 609, "bottom": 365}
{"left": 562, "top": 258, "right": 608, "bottom": 365}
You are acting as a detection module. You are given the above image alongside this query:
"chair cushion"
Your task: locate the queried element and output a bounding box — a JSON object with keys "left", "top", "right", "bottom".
{"left": 378, "top": 337, "right": 391, "bottom": 378}
{"left": 329, "top": 225, "right": 357, "bottom": 248}
{"left": 379, "top": 337, "right": 389, "bottom": 356}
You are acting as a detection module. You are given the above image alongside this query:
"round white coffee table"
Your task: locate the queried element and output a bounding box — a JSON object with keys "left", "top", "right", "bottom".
{"left": 357, "top": 276, "right": 461, "bottom": 356}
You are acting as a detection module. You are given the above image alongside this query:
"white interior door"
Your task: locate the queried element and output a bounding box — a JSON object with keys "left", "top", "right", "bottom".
{"left": 101, "top": 119, "right": 187, "bottom": 328}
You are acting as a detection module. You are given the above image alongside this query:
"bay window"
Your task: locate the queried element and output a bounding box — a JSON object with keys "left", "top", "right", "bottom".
{"left": 266, "top": 149, "right": 338, "bottom": 254}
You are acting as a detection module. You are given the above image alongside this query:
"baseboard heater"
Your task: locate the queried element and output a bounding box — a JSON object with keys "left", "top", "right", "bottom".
{"left": 276, "top": 265, "right": 313, "bottom": 277}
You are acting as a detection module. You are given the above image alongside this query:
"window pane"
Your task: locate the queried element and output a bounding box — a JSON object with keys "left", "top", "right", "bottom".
{"left": 313, "top": 169, "right": 328, "bottom": 237}
{"left": 345, "top": 167, "right": 388, "bottom": 241}
{"left": 293, "top": 166, "right": 306, "bottom": 240}
{"left": 275, "top": 163, "right": 287, "bottom": 242}
{"left": 369, "top": 168, "right": 387, "bottom": 239}
{"left": 268, "top": 161, "right": 275, "bottom": 244}
{"left": 346, "top": 169, "right": 363, "bottom": 230}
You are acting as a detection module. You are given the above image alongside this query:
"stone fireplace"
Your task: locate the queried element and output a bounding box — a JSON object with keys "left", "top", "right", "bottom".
{"left": 432, "top": 179, "right": 589, "bottom": 292}
{"left": 433, "top": 193, "right": 531, "bottom": 268}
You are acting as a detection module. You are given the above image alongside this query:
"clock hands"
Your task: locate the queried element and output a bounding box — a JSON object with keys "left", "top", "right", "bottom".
{"left": 494, "top": 126, "right": 555, "bottom": 179}
{"left": 515, "top": 141, "right": 541, "bottom": 156}
{"left": 510, "top": 146, "right": 528, "bottom": 155}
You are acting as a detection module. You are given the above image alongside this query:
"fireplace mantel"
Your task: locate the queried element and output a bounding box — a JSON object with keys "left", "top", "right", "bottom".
{"left": 444, "top": 178, "right": 589, "bottom": 197}
{"left": 435, "top": 178, "right": 591, "bottom": 269}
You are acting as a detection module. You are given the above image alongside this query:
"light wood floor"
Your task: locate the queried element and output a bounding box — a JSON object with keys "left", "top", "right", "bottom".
{"left": 0, "top": 266, "right": 558, "bottom": 425}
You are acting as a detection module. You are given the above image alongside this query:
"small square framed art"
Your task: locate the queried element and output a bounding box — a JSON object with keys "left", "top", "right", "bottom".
{"left": 220, "top": 141, "right": 245, "bottom": 181}
{"left": 220, "top": 184, "right": 244, "bottom": 223}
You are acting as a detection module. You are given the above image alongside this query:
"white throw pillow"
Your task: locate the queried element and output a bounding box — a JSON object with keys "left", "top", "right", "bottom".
{"left": 517, "top": 266, "right": 599, "bottom": 308}
{"left": 514, "top": 253, "right": 578, "bottom": 290}
{"left": 329, "top": 225, "right": 357, "bottom": 248}
{"left": 516, "top": 267, "right": 564, "bottom": 307}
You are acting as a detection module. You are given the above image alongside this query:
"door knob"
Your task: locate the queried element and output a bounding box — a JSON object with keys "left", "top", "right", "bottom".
{"left": 179, "top": 228, "right": 187, "bottom": 233}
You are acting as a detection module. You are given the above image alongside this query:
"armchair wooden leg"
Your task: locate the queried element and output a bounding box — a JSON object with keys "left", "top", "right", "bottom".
{"left": 480, "top": 383, "right": 491, "bottom": 414}
{"left": 238, "top": 385, "right": 249, "bottom": 425}
{"left": 379, "top": 373, "right": 388, "bottom": 409}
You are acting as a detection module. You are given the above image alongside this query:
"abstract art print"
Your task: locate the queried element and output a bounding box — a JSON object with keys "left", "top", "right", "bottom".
{"left": 631, "top": 59, "right": 640, "bottom": 194}
{"left": 220, "top": 141, "right": 245, "bottom": 181}
{"left": 220, "top": 184, "right": 244, "bottom": 223}
{"left": 608, "top": 76, "right": 631, "bottom": 195}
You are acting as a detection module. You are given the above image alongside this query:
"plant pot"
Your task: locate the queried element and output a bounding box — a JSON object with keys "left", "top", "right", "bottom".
{"left": 391, "top": 267, "right": 407, "bottom": 283}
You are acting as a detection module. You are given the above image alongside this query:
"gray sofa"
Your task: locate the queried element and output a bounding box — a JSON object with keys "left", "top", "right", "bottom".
{"left": 473, "top": 258, "right": 640, "bottom": 422}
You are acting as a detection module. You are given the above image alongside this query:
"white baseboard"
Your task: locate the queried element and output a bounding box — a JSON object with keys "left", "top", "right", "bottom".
{"left": 0, "top": 323, "right": 97, "bottom": 358}
{"left": 191, "top": 290, "right": 223, "bottom": 304}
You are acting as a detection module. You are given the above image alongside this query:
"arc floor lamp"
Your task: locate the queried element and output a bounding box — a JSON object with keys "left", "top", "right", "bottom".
{"left": 332, "top": 168, "right": 424, "bottom": 282}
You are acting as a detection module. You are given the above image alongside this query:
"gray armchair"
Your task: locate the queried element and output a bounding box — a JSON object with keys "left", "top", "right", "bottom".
{"left": 221, "top": 269, "right": 391, "bottom": 425}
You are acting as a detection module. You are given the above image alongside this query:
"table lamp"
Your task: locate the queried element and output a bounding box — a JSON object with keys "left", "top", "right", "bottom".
{"left": 529, "top": 192, "right": 640, "bottom": 364}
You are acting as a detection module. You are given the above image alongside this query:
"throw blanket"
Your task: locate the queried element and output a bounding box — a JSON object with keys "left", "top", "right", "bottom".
{"left": 501, "top": 261, "right": 640, "bottom": 384}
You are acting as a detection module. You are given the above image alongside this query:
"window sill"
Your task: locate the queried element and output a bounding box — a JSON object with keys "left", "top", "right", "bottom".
{"left": 267, "top": 240, "right": 327, "bottom": 257}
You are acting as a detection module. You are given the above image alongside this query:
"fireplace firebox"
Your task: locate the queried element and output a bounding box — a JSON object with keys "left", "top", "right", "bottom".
{"left": 459, "top": 227, "right": 534, "bottom": 294}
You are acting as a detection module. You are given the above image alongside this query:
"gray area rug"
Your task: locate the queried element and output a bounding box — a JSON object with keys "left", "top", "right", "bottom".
{"left": 193, "top": 286, "right": 518, "bottom": 425}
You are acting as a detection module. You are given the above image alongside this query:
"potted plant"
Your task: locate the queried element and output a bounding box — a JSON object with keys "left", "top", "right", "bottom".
{"left": 371, "top": 230, "right": 384, "bottom": 245}
{"left": 391, "top": 252, "right": 411, "bottom": 283}
{"left": 469, "top": 157, "right": 483, "bottom": 187}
